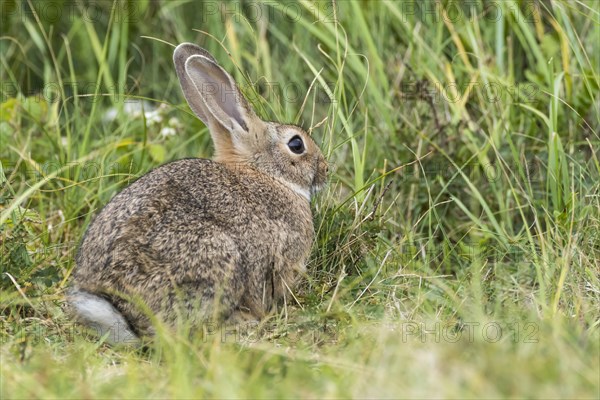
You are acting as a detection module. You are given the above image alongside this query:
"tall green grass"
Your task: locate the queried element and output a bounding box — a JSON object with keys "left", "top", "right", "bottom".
{"left": 1, "top": 0, "right": 599, "bottom": 398}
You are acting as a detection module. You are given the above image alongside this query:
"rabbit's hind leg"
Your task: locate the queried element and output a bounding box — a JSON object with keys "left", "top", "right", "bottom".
{"left": 67, "top": 288, "right": 140, "bottom": 345}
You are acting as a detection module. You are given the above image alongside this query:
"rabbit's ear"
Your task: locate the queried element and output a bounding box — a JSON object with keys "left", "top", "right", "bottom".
{"left": 175, "top": 43, "right": 257, "bottom": 136}
{"left": 183, "top": 54, "right": 256, "bottom": 135}
{"left": 173, "top": 43, "right": 218, "bottom": 125}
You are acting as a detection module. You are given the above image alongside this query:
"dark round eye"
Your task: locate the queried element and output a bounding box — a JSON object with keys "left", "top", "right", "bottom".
{"left": 287, "top": 135, "right": 305, "bottom": 154}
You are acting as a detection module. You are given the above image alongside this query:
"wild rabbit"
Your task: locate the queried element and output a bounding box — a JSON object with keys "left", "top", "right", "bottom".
{"left": 68, "top": 43, "right": 328, "bottom": 344}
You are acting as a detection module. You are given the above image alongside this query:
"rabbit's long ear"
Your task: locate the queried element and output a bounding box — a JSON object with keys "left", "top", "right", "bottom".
{"left": 173, "top": 43, "right": 218, "bottom": 124}
{"left": 174, "top": 43, "right": 262, "bottom": 160}
{"left": 183, "top": 54, "right": 257, "bottom": 135}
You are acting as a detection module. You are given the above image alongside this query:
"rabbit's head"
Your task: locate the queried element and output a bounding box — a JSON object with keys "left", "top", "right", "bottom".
{"left": 174, "top": 43, "right": 328, "bottom": 200}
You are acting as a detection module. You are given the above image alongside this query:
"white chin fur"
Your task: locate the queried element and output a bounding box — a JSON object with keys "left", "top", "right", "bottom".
{"left": 68, "top": 289, "right": 139, "bottom": 345}
{"left": 288, "top": 183, "right": 311, "bottom": 201}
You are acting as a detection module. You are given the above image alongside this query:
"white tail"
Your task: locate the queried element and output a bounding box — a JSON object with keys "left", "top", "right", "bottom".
{"left": 68, "top": 289, "right": 140, "bottom": 345}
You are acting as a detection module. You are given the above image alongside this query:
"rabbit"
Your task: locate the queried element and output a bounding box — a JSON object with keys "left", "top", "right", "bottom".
{"left": 68, "top": 43, "right": 329, "bottom": 344}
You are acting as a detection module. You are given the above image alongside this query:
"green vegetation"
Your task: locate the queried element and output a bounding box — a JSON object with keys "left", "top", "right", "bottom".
{"left": 1, "top": 0, "right": 598, "bottom": 398}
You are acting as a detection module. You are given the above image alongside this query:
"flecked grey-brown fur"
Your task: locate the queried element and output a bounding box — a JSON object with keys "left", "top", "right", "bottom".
{"left": 69, "top": 43, "right": 328, "bottom": 339}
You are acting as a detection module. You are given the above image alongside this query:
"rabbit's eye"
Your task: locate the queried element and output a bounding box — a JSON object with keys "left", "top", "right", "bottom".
{"left": 288, "top": 136, "right": 305, "bottom": 154}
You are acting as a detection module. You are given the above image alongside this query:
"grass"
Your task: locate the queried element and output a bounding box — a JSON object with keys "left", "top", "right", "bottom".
{"left": 1, "top": 0, "right": 599, "bottom": 398}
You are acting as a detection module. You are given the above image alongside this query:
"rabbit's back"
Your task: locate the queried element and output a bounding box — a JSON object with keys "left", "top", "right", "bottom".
{"left": 73, "top": 158, "right": 313, "bottom": 333}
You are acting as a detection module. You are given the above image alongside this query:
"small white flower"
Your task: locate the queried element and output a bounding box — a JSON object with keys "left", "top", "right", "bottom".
{"left": 102, "top": 108, "right": 118, "bottom": 122}
{"left": 145, "top": 110, "right": 163, "bottom": 125}
{"left": 168, "top": 117, "right": 183, "bottom": 129}
{"left": 102, "top": 100, "right": 155, "bottom": 123}
{"left": 160, "top": 126, "right": 176, "bottom": 138}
